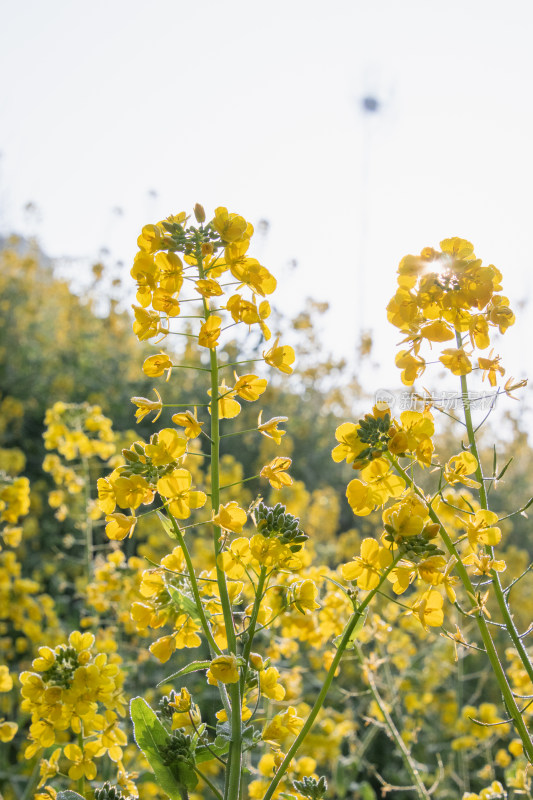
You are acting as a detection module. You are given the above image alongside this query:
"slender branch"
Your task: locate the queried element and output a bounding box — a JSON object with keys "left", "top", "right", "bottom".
{"left": 359, "top": 648, "right": 432, "bottom": 800}
{"left": 194, "top": 766, "right": 223, "bottom": 800}
{"left": 166, "top": 513, "right": 221, "bottom": 656}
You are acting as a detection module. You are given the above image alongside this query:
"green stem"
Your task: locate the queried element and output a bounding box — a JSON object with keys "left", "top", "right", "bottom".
{"left": 263, "top": 557, "right": 400, "bottom": 800}
{"left": 456, "top": 333, "right": 533, "bottom": 688}
{"left": 169, "top": 363, "right": 211, "bottom": 371}
{"left": 390, "top": 454, "right": 533, "bottom": 761}
{"left": 240, "top": 567, "right": 268, "bottom": 692}
{"left": 220, "top": 359, "right": 264, "bottom": 370}
{"left": 198, "top": 241, "right": 242, "bottom": 800}
{"left": 220, "top": 428, "right": 258, "bottom": 439}
{"left": 167, "top": 512, "right": 221, "bottom": 656}
{"left": 219, "top": 475, "right": 259, "bottom": 491}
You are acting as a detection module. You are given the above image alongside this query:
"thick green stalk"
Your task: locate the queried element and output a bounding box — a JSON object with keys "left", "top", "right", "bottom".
{"left": 455, "top": 335, "right": 533, "bottom": 687}
{"left": 390, "top": 455, "right": 533, "bottom": 761}
{"left": 197, "top": 240, "right": 241, "bottom": 800}
{"left": 262, "top": 558, "right": 400, "bottom": 800}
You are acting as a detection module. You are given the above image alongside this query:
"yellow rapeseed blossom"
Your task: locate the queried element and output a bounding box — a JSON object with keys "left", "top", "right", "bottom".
{"left": 464, "top": 509, "right": 501, "bottom": 547}
{"left": 209, "top": 654, "right": 240, "bottom": 684}
{"left": 172, "top": 408, "right": 204, "bottom": 439}
{"left": 149, "top": 634, "right": 177, "bottom": 663}
{"left": 157, "top": 469, "right": 207, "bottom": 519}
{"left": 412, "top": 590, "right": 444, "bottom": 629}
{"left": 478, "top": 352, "right": 505, "bottom": 386}
{"left": 331, "top": 423, "right": 366, "bottom": 465}
{"left": 395, "top": 350, "right": 427, "bottom": 386}
{"left": 257, "top": 413, "right": 288, "bottom": 445}
{"left": 260, "top": 457, "right": 293, "bottom": 489}
{"left": 208, "top": 382, "right": 241, "bottom": 419}
{"left": 142, "top": 352, "right": 173, "bottom": 379}
{"left": 131, "top": 389, "right": 163, "bottom": 423}
{"left": 292, "top": 579, "right": 320, "bottom": 613}
{"left": 263, "top": 338, "right": 295, "bottom": 374}
{"left": 105, "top": 513, "right": 137, "bottom": 541}
{"left": 0, "top": 665, "right": 13, "bottom": 692}
{"left": 212, "top": 207, "right": 251, "bottom": 243}
{"left": 263, "top": 706, "right": 304, "bottom": 742}
{"left": 439, "top": 347, "right": 473, "bottom": 376}
{"left": 198, "top": 315, "right": 222, "bottom": 349}
{"left": 218, "top": 537, "right": 251, "bottom": 579}
{"left": 233, "top": 373, "right": 267, "bottom": 402}
{"left": 213, "top": 502, "right": 247, "bottom": 534}
{"left": 342, "top": 539, "right": 393, "bottom": 590}
{"left": 0, "top": 718, "right": 17, "bottom": 742}
{"left": 260, "top": 667, "right": 286, "bottom": 701}
{"left": 132, "top": 306, "right": 161, "bottom": 341}
{"left": 444, "top": 452, "right": 480, "bottom": 488}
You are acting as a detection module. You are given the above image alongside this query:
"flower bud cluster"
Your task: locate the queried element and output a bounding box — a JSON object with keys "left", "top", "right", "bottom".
{"left": 254, "top": 501, "right": 308, "bottom": 553}
{"left": 94, "top": 782, "right": 131, "bottom": 800}
{"left": 293, "top": 774, "right": 328, "bottom": 800}
{"left": 159, "top": 729, "right": 194, "bottom": 767}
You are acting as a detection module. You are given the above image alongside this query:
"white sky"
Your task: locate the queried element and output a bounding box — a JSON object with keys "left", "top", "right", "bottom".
{"left": 1, "top": 0, "right": 532, "bottom": 415}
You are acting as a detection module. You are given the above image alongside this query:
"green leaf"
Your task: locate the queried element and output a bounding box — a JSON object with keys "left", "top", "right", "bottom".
{"left": 242, "top": 724, "right": 261, "bottom": 752}
{"left": 57, "top": 793, "right": 85, "bottom": 800}
{"left": 215, "top": 721, "right": 232, "bottom": 743}
{"left": 157, "top": 660, "right": 211, "bottom": 687}
{"left": 130, "top": 697, "right": 197, "bottom": 797}
{"left": 333, "top": 609, "right": 368, "bottom": 650}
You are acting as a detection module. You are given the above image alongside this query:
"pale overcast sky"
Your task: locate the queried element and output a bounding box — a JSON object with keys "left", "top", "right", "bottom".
{"left": 1, "top": 0, "right": 532, "bottom": 411}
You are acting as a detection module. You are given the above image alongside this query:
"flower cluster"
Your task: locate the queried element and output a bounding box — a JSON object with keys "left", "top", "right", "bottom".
{"left": 0, "top": 472, "right": 30, "bottom": 549}
{"left": 20, "top": 631, "right": 132, "bottom": 785}
{"left": 98, "top": 206, "right": 296, "bottom": 549}
{"left": 131, "top": 205, "right": 279, "bottom": 346}
{"left": 43, "top": 402, "right": 117, "bottom": 523}
{"left": 387, "top": 237, "right": 515, "bottom": 386}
